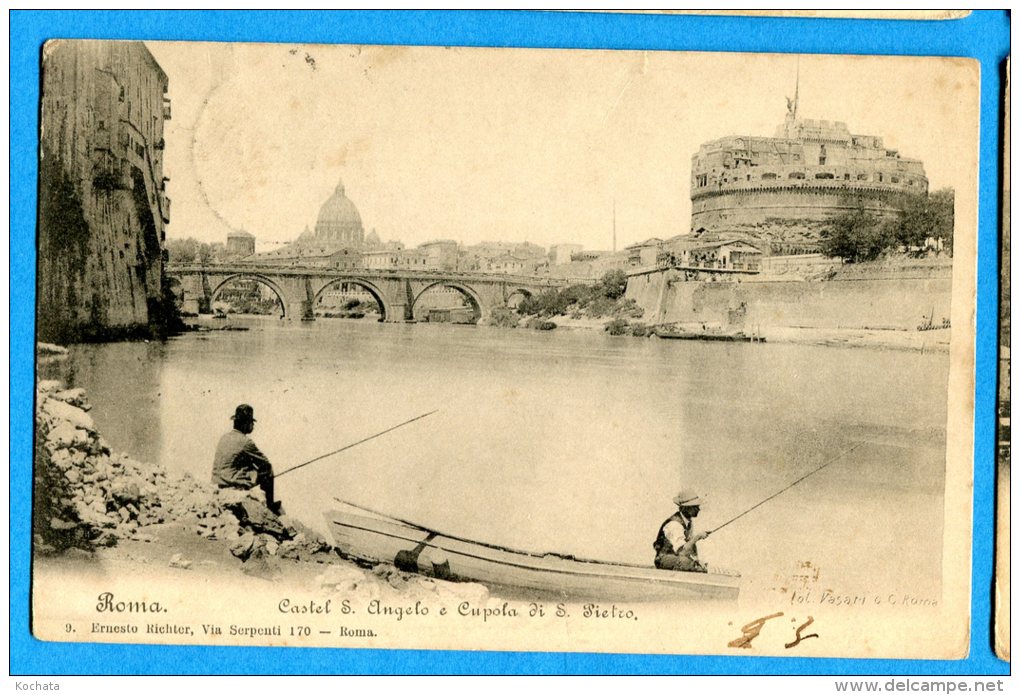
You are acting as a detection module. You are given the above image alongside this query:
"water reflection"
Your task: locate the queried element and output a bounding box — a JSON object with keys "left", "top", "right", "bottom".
{"left": 43, "top": 316, "right": 950, "bottom": 601}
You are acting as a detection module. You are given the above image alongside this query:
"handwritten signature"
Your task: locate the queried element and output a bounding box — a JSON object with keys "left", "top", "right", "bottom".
{"left": 727, "top": 612, "right": 819, "bottom": 649}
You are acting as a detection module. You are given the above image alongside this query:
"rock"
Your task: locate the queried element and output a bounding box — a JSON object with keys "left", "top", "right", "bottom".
{"left": 230, "top": 533, "right": 257, "bottom": 561}
{"left": 241, "top": 544, "right": 281, "bottom": 580}
{"left": 110, "top": 481, "right": 141, "bottom": 505}
{"left": 169, "top": 553, "right": 192, "bottom": 570}
{"left": 64, "top": 468, "right": 82, "bottom": 484}
{"left": 49, "top": 517, "right": 78, "bottom": 531}
{"left": 49, "top": 448, "right": 73, "bottom": 471}
{"left": 53, "top": 388, "right": 91, "bottom": 410}
{"left": 224, "top": 498, "right": 291, "bottom": 540}
{"left": 46, "top": 422, "right": 82, "bottom": 448}
{"left": 37, "top": 344, "right": 69, "bottom": 356}
{"left": 93, "top": 532, "right": 118, "bottom": 547}
{"left": 33, "top": 535, "right": 57, "bottom": 555}
{"left": 42, "top": 399, "right": 95, "bottom": 432}
{"left": 37, "top": 379, "right": 62, "bottom": 393}
{"left": 265, "top": 539, "right": 279, "bottom": 556}
{"left": 317, "top": 564, "right": 367, "bottom": 590}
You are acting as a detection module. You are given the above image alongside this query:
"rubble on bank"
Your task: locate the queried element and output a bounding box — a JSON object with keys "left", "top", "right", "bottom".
{"left": 34, "top": 380, "right": 338, "bottom": 563}
{"left": 32, "top": 378, "right": 489, "bottom": 604}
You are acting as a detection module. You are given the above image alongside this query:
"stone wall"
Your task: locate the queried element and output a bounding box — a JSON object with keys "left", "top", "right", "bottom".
{"left": 37, "top": 41, "right": 170, "bottom": 342}
{"left": 691, "top": 186, "right": 904, "bottom": 233}
{"left": 626, "top": 268, "right": 953, "bottom": 331}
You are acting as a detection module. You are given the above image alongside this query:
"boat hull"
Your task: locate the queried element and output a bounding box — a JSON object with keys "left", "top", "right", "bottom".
{"left": 326, "top": 510, "right": 739, "bottom": 603}
{"left": 656, "top": 330, "right": 763, "bottom": 343}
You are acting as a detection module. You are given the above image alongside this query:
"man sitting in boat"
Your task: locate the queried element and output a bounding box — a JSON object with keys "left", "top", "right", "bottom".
{"left": 653, "top": 489, "right": 709, "bottom": 573}
{"left": 212, "top": 404, "right": 282, "bottom": 514}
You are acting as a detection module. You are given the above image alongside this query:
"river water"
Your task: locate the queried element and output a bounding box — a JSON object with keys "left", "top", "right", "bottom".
{"left": 43, "top": 316, "right": 950, "bottom": 602}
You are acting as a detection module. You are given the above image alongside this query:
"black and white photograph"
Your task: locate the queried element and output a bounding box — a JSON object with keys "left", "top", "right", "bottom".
{"left": 31, "top": 40, "right": 977, "bottom": 658}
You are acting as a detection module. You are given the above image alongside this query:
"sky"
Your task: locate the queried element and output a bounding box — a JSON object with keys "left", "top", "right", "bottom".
{"left": 145, "top": 42, "right": 978, "bottom": 252}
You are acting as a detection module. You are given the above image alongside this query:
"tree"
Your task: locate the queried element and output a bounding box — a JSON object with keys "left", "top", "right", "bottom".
{"left": 928, "top": 188, "right": 955, "bottom": 255}
{"left": 165, "top": 237, "right": 200, "bottom": 263}
{"left": 819, "top": 208, "right": 889, "bottom": 263}
{"left": 887, "top": 188, "right": 955, "bottom": 255}
{"left": 598, "top": 269, "right": 628, "bottom": 300}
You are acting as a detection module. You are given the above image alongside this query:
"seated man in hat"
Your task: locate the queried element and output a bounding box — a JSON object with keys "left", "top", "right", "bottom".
{"left": 653, "top": 489, "right": 709, "bottom": 572}
{"left": 212, "top": 404, "right": 281, "bottom": 513}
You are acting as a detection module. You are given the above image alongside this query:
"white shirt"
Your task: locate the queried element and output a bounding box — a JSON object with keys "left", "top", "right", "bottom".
{"left": 663, "top": 512, "right": 693, "bottom": 553}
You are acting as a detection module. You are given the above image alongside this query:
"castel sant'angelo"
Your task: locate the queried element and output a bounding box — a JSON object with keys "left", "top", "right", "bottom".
{"left": 689, "top": 87, "right": 928, "bottom": 252}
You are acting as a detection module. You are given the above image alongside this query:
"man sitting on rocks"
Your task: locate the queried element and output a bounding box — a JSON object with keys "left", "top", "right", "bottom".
{"left": 212, "top": 404, "right": 282, "bottom": 514}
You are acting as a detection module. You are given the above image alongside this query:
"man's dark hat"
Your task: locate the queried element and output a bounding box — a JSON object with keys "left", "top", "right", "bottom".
{"left": 231, "top": 404, "right": 256, "bottom": 423}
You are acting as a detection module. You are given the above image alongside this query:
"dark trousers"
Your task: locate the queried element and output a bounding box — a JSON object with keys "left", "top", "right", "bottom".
{"left": 655, "top": 553, "right": 707, "bottom": 573}
{"left": 254, "top": 463, "right": 276, "bottom": 507}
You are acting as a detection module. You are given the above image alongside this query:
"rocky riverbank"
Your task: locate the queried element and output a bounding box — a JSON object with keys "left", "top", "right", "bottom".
{"left": 498, "top": 315, "right": 951, "bottom": 352}
{"left": 33, "top": 378, "right": 490, "bottom": 604}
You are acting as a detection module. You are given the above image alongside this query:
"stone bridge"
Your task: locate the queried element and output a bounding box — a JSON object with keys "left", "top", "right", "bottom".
{"left": 165, "top": 263, "right": 569, "bottom": 323}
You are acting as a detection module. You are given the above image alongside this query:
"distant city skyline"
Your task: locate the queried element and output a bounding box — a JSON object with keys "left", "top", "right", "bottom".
{"left": 147, "top": 43, "right": 975, "bottom": 251}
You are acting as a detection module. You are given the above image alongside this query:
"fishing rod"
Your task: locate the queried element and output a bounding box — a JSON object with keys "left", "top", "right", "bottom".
{"left": 706, "top": 441, "right": 864, "bottom": 536}
{"left": 274, "top": 410, "right": 439, "bottom": 479}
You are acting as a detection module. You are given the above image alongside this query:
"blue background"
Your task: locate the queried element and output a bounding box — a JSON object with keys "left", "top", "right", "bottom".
{"left": 10, "top": 10, "right": 1011, "bottom": 675}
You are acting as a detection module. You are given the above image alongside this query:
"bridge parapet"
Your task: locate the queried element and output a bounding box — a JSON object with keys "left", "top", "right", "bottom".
{"left": 165, "top": 263, "right": 571, "bottom": 323}
{"left": 166, "top": 263, "right": 569, "bottom": 287}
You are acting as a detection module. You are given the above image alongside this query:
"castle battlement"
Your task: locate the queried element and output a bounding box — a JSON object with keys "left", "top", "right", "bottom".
{"left": 689, "top": 111, "right": 928, "bottom": 237}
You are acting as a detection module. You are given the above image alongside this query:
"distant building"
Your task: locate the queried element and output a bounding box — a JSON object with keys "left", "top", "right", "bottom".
{"left": 313, "top": 178, "right": 365, "bottom": 246}
{"left": 419, "top": 240, "right": 460, "bottom": 270}
{"left": 247, "top": 245, "right": 362, "bottom": 269}
{"left": 549, "top": 243, "right": 583, "bottom": 265}
{"left": 485, "top": 254, "right": 529, "bottom": 274}
{"left": 37, "top": 40, "right": 171, "bottom": 342}
{"left": 690, "top": 95, "right": 928, "bottom": 241}
{"left": 226, "top": 230, "right": 255, "bottom": 257}
{"left": 571, "top": 250, "right": 607, "bottom": 262}
{"left": 675, "top": 240, "right": 763, "bottom": 272}
{"left": 361, "top": 249, "right": 401, "bottom": 270}
{"left": 625, "top": 238, "right": 667, "bottom": 267}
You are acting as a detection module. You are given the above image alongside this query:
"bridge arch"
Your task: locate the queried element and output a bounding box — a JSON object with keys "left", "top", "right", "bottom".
{"left": 505, "top": 287, "right": 533, "bottom": 309}
{"left": 412, "top": 281, "right": 484, "bottom": 324}
{"left": 312, "top": 278, "right": 390, "bottom": 322}
{"left": 209, "top": 273, "right": 289, "bottom": 318}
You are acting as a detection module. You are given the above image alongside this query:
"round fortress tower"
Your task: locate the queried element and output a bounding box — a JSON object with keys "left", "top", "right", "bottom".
{"left": 690, "top": 103, "right": 928, "bottom": 238}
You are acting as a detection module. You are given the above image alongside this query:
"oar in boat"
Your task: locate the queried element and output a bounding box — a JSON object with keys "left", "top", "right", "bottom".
{"left": 333, "top": 496, "right": 595, "bottom": 564}
{"left": 273, "top": 410, "right": 439, "bottom": 480}
{"left": 705, "top": 441, "right": 864, "bottom": 537}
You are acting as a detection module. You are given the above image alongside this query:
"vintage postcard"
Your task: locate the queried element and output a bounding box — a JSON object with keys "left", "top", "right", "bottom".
{"left": 996, "top": 58, "right": 1010, "bottom": 663}
{"left": 597, "top": 10, "right": 971, "bottom": 21}
{"left": 32, "top": 41, "right": 978, "bottom": 659}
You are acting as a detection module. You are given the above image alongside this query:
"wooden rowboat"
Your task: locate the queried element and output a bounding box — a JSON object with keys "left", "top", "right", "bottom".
{"left": 655, "top": 328, "right": 765, "bottom": 343}
{"left": 326, "top": 508, "right": 740, "bottom": 602}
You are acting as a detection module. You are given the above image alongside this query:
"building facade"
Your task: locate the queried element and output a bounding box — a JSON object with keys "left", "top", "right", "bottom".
{"left": 226, "top": 230, "right": 255, "bottom": 257}
{"left": 418, "top": 240, "right": 460, "bottom": 270}
{"left": 313, "top": 178, "right": 365, "bottom": 246}
{"left": 38, "top": 40, "right": 171, "bottom": 341}
{"left": 690, "top": 103, "right": 928, "bottom": 239}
